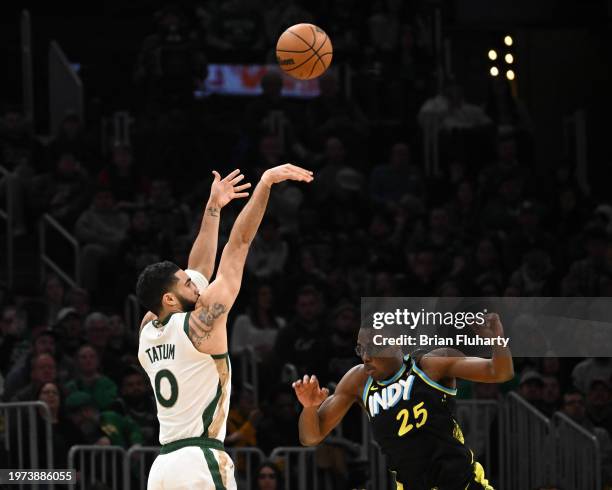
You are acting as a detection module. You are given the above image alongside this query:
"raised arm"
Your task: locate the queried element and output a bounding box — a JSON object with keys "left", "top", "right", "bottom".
{"left": 186, "top": 164, "right": 313, "bottom": 354}
{"left": 293, "top": 366, "right": 365, "bottom": 446}
{"left": 421, "top": 313, "right": 514, "bottom": 383}
{"left": 187, "top": 169, "right": 251, "bottom": 280}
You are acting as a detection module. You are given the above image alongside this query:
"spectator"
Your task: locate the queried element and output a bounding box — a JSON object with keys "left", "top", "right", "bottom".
{"left": 145, "top": 179, "right": 191, "bottom": 237}
{"left": 113, "top": 366, "right": 157, "bottom": 445}
{"left": 226, "top": 386, "right": 260, "bottom": 448}
{"left": 327, "top": 303, "right": 359, "bottom": 382}
{"left": 11, "top": 353, "right": 57, "bottom": 402}
{"left": 273, "top": 286, "right": 328, "bottom": 381}
{"left": 541, "top": 375, "right": 562, "bottom": 418}
{"left": 0, "top": 305, "right": 28, "bottom": 376}
{"left": 64, "top": 391, "right": 143, "bottom": 447}
{"left": 256, "top": 386, "right": 300, "bottom": 455}
{"left": 36, "top": 382, "right": 72, "bottom": 468}
{"left": 47, "top": 113, "right": 94, "bottom": 168}
{"left": 98, "top": 144, "right": 147, "bottom": 204}
{"left": 585, "top": 378, "right": 612, "bottom": 435}
{"left": 65, "top": 288, "right": 91, "bottom": 318}
{"left": 30, "top": 152, "right": 91, "bottom": 226}
{"left": 252, "top": 461, "right": 283, "bottom": 490}
{"left": 4, "top": 328, "right": 73, "bottom": 400}
{"left": 74, "top": 187, "right": 130, "bottom": 294}
{"left": 559, "top": 388, "right": 612, "bottom": 483}
{"left": 54, "top": 307, "right": 83, "bottom": 356}
{"left": 571, "top": 357, "right": 612, "bottom": 395}
{"left": 42, "top": 274, "right": 65, "bottom": 326}
{"left": 231, "top": 283, "right": 286, "bottom": 362}
{"left": 246, "top": 217, "right": 289, "bottom": 280}
{"left": 517, "top": 370, "right": 546, "bottom": 414}
{"left": 65, "top": 344, "right": 118, "bottom": 411}
{"left": 508, "top": 249, "right": 554, "bottom": 297}
{"left": 369, "top": 143, "right": 424, "bottom": 207}
{"left": 306, "top": 72, "right": 368, "bottom": 151}
{"left": 418, "top": 83, "right": 491, "bottom": 131}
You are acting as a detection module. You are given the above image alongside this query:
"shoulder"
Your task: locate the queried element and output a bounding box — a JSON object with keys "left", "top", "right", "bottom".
{"left": 337, "top": 364, "right": 369, "bottom": 399}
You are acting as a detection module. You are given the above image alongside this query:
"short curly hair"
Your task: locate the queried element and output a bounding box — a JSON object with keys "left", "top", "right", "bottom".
{"left": 135, "top": 261, "right": 180, "bottom": 315}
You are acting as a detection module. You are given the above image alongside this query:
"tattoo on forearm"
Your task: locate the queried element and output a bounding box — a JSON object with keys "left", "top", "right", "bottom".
{"left": 189, "top": 303, "right": 227, "bottom": 346}
{"left": 207, "top": 207, "right": 220, "bottom": 218}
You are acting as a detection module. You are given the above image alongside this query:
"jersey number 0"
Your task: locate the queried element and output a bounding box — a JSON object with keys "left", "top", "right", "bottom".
{"left": 155, "top": 369, "right": 179, "bottom": 407}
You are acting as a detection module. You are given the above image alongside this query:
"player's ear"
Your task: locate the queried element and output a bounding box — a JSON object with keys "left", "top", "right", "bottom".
{"left": 162, "top": 292, "right": 177, "bottom": 308}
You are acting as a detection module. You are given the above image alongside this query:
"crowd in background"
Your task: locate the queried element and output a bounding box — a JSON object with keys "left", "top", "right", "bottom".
{"left": 1, "top": 1, "right": 612, "bottom": 489}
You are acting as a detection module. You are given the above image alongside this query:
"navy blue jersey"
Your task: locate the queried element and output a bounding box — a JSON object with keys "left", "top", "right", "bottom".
{"left": 362, "top": 354, "right": 489, "bottom": 489}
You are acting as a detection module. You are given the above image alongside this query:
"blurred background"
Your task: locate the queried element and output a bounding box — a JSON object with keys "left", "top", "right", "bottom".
{"left": 1, "top": 1, "right": 612, "bottom": 489}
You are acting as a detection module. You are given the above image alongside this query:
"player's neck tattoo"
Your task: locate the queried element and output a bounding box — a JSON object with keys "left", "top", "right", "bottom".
{"left": 189, "top": 303, "right": 227, "bottom": 347}
{"left": 206, "top": 207, "right": 220, "bottom": 218}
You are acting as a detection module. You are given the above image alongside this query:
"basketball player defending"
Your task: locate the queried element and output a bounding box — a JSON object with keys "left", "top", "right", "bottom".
{"left": 137, "top": 164, "right": 313, "bottom": 490}
{"left": 293, "top": 313, "right": 514, "bottom": 490}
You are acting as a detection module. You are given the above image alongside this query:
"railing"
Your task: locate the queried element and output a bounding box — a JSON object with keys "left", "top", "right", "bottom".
{"left": 422, "top": 116, "right": 441, "bottom": 177}
{"left": 21, "top": 10, "right": 34, "bottom": 124}
{"left": 48, "top": 40, "right": 83, "bottom": 135}
{"left": 367, "top": 441, "right": 394, "bottom": 490}
{"left": 124, "top": 294, "right": 141, "bottom": 332}
{"left": 226, "top": 446, "right": 267, "bottom": 490}
{"left": 0, "top": 166, "right": 14, "bottom": 288}
{"left": 455, "top": 400, "right": 499, "bottom": 474}
{"left": 240, "top": 346, "right": 259, "bottom": 407}
{"left": 0, "top": 401, "right": 54, "bottom": 490}
{"left": 101, "top": 112, "right": 134, "bottom": 155}
{"left": 501, "top": 392, "right": 555, "bottom": 489}
{"left": 124, "top": 445, "right": 159, "bottom": 490}
{"left": 269, "top": 446, "right": 318, "bottom": 490}
{"left": 39, "top": 213, "right": 80, "bottom": 287}
{"left": 553, "top": 412, "right": 602, "bottom": 490}
{"left": 68, "top": 445, "right": 125, "bottom": 490}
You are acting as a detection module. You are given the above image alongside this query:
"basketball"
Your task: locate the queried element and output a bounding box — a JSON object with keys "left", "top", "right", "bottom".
{"left": 276, "top": 23, "right": 333, "bottom": 80}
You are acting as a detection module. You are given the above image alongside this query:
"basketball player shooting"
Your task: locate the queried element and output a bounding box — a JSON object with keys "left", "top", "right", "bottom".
{"left": 293, "top": 313, "right": 513, "bottom": 490}
{"left": 136, "top": 164, "right": 313, "bottom": 490}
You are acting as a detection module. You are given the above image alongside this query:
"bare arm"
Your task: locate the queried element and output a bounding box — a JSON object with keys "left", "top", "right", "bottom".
{"left": 187, "top": 169, "right": 251, "bottom": 279}
{"left": 187, "top": 164, "right": 313, "bottom": 354}
{"left": 421, "top": 313, "right": 514, "bottom": 383}
{"left": 293, "top": 366, "right": 365, "bottom": 446}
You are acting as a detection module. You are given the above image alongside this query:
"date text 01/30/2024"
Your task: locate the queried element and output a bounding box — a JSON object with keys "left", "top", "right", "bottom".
{"left": 0, "top": 470, "right": 76, "bottom": 484}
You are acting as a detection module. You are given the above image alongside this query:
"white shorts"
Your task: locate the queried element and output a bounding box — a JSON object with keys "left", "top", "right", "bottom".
{"left": 148, "top": 446, "right": 236, "bottom": 490}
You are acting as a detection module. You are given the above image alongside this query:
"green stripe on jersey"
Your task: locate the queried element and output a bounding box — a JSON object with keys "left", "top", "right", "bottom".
{"left": 202, "top": 447, "right": 226, "bottom": 490}
{"left": 202, "top": 381, "right": 222, "bottom": 437}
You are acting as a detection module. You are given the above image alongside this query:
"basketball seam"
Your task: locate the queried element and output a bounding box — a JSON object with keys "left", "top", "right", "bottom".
{"left": 284, "top": 28, "right": 329, "bottom": 75}
{"left": 307, "top": 27, "right": 329, "bottom": 78}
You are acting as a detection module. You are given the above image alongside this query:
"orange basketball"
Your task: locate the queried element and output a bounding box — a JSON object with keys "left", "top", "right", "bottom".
{"left": 276, "top": 23, "right": 333, "bottom": 80}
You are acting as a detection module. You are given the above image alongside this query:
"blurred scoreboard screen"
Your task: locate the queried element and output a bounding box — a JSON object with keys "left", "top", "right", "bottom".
{"left": 195, "top": 64, "right": 321, "bottom": 98}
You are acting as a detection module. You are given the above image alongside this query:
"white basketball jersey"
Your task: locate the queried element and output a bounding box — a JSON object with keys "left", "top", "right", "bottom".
{"left": 138, "top": 310, "right": 231, "bottom": 445}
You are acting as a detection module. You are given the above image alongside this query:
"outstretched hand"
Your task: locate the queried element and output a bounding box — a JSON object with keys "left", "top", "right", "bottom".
{"left": 292, "top": 374, "right": 329, "bottom": 408}
{"left": 210, "top": 169, "right": 252, "bottom": 208}
{"left": 261, "top": 163, "right": 314, "bottom": 187}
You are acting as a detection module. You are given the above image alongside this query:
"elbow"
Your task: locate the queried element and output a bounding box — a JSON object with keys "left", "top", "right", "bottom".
{"left": 299, "top": 435, "right": 321, "bottom": 447}
{"left": 494, "top": 367, "right": 515, "bottom": 383}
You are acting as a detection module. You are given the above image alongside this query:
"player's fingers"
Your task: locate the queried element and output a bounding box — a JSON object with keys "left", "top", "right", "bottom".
{"left": 212, "top": 170, "right": 221, "bottom": 181}
{"left": 288, "top": 164, "right": 314, "bottom": 177}
{"left": 310, "top": 375, "right": 318, "bottom": 385}
{"left": 223, "top": 169, "right": 241, "bottom": 181}
{"left": 321, "top": 388, "right": 329, "bottom": 397}
{"left": 303, "top": 374, "right": 310, "bottom": 384}
{"left": 234, "top": 183, "right": 251, "bottom": 192}
{"left": 233, "top": 192, "right": 250, "bottom": 199}
{"left": 230, "top": 173, "right": 245, "bottom": 185}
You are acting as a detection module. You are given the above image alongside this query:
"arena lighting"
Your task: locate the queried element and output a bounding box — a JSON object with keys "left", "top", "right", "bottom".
{"left": 506, "top": 69, "right": 515, "bottom": 80}
{"left": 505, "top": 53, "right": 514, "bottom": 64}
{"left": 490, "top": 66, "right": 499, "bottom": 77}
{"left": 488, "top": 49, "right": 498, "bottom": 61}
{"left": 504, "top": 35, "right": 513, "bottom": 46}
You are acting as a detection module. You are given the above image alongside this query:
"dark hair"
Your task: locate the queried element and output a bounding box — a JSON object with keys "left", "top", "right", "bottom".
{"left": 253, "top": 461, "right": 283, "bottom": 490}
{"left": 135, "top": 261, "right": 180, "bottom": 315}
